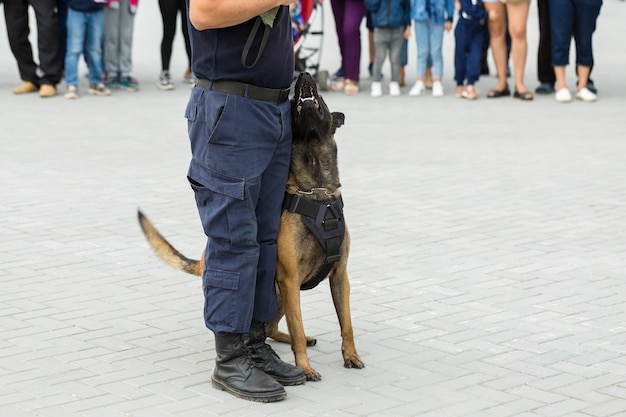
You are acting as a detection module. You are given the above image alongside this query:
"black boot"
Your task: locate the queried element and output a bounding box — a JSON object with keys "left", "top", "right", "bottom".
{"left": 212, "top": 333, "right": 286, "bottom": 402}
{"left": 246, "top": 320, "right": 307, "bottom": 386}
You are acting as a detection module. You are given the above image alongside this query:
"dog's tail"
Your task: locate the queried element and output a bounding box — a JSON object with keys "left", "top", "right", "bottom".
{"left": 137, "top": 210, "right": 203, "bottom": 276}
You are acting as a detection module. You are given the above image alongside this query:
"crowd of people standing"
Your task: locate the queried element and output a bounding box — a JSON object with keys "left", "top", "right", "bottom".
{"left": 330, "top": 0, "right": 603, "bottom": 102}
{"left": 1, "top": 0, "right": 191, "bottom": 99}
{"left": 1, "top": 0, "right": 605, "bottom": 103}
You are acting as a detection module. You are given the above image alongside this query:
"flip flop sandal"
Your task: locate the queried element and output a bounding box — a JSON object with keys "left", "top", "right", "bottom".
{"left": 514, "top": 90, "right": 534, "bottom": 101}
{"left": 487, "top": 86, "right": 510, "bottom": 98}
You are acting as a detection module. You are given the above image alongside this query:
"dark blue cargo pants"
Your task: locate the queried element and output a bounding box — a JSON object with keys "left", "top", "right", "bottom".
{"left": 185, "top": 87, "right": 292, "bottom": 334}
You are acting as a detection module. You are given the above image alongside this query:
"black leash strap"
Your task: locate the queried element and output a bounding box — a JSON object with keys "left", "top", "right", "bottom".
{"left": 241, "top": 17, "right": 271, "bottom": 69}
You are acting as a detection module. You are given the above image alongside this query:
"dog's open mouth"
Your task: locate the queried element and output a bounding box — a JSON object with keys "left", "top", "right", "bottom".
{"left": 296, "top": 78, "right": 321, "bottom": 115}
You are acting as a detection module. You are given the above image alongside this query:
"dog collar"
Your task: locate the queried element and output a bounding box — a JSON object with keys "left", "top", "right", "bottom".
{"left": 286, "top": 184, "right": 338, "bottom": 197}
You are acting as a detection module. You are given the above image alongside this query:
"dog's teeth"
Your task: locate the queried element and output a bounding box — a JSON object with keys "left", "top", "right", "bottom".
{"left": 300, "top": 97, "right": 315, "bottom": 102}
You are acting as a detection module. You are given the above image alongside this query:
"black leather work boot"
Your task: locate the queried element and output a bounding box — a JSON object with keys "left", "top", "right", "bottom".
{"left": 211, "top": 332, "right": 286, "bottom": 402}
{"left": 246, "top": 320, "right": 307, "bottom": 386}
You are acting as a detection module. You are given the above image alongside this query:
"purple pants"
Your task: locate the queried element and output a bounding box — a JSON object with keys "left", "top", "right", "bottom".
{"left": 330, "top": 0, "right": 366, "bottom": 82}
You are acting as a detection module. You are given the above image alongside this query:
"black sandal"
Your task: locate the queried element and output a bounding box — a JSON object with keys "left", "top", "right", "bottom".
{"left": 513, "top": 90, "right": 534, "bottom": 101}
{"left": 487, "top": 86, "right": 511, "bottom": 98}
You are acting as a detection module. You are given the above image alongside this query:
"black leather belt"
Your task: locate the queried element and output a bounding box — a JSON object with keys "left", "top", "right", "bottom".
{"left": 196, "top": 79, "right": 290, "bottom": 104}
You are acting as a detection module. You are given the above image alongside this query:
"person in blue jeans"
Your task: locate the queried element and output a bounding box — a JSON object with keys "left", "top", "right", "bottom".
{"left": 549, "top": 0, "right": 602, "bottom": 103}
{"left": 64, "top": 0, "right": 111, "bottom": 99}
{"left": 409, "top": 0, "right": 454, "bottom": 97}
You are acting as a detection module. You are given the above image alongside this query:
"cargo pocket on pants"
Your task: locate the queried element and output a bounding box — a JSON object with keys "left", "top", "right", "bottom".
{"left": 203, "top": 268, "right": 240, "bottom": 331}
{"left": 187, "top": 159, "right": 251, "bottom": 245}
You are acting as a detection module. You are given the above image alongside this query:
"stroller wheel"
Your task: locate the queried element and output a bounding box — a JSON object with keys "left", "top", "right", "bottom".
{"left": 316, "top": 70, "right": 329, "bottom": 91}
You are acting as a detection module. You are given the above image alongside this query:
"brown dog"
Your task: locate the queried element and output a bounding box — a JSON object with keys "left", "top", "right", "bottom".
{"left": 138, "top": 72, "right": 363, "bottom": 381}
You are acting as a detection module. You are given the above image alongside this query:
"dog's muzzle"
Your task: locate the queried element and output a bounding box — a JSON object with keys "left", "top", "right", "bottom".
{"left": 296, "top": 82, "right": 320, "bottom": 114}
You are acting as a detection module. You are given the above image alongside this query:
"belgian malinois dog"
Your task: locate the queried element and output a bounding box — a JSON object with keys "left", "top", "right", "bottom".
{"left": 138, "top": 72, "right": 363, "bottom": 381}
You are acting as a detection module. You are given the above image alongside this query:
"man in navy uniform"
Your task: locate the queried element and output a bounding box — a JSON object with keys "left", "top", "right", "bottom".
{"left": 185, "top": 0, "right": 306, "bottom": 402}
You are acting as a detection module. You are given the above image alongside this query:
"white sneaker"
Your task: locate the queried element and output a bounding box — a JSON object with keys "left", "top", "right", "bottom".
{"left": 576, "top": 87, "right": 597, "bottom": 102}
{"left": 409, "top": 80, "right": 425, "bottom": 96}
{"left": 555, "top": 88, "right": 572, "bottom": 103}
{"left": 370, "top": 81, "right": 382, "bottom": 97}
{"left": 157, "top": 70, "right": 175, "bottom": 90}
{"left": 64, "top": 85, "right": 78, "bottom": 99}
{"left": 389, "top": 81, "right": 401, "bottom": 96}
{"left": 432, "top": 81, "right": 444, "bottom": 97}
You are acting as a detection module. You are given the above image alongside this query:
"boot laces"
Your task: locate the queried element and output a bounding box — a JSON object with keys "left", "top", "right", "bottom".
{"left": 237, "top": 343, "right": 260, "bottom": 367}
{"left": 252, "top": 341, "right": 280, "bottom": 360}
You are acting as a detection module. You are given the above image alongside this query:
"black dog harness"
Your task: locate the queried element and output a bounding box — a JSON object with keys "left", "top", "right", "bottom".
{"left": 283, "top": 192, "right": 345, "bottom": 290}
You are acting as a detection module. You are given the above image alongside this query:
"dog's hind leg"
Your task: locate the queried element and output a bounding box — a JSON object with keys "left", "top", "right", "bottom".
{"left": 266, "top": 315, "right": 317, "bottom": 346}
{"left": 266, "top": 290, "right": 317, "bottom": 346}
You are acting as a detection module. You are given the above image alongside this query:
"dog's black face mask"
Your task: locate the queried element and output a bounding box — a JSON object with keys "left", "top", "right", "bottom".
{"left": 290, "top": 72, "right": 344, "bottom": 193}
{"left": 292, "top": 72, "right": 344, "bottom": 141}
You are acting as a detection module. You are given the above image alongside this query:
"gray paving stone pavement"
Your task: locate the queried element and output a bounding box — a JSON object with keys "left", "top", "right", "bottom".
{"left": 2, "top": 3, "right": 626, "bottom": 416}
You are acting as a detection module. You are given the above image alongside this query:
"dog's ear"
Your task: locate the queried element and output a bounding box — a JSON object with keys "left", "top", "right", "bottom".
{"left": 331, "top": 112, "right": 345, "bottom": 131}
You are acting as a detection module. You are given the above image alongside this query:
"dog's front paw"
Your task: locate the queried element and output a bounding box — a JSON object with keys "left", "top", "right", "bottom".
{"left": 306, "top": 336, "right": 317, "bottom": 346}
{"left": 303, "top": 367, "right": 322, "bottom": 381}
{"left": 343, "top": 352, "right": 364, "bottom": 369}
{"left": 296, "top": 358, "right": 322, "bottom": 381}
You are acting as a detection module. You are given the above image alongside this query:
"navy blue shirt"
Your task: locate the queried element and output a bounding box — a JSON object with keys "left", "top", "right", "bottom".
{"left": 188, "top": 6, "right": 294, "bottom": 89}
{"left": 68, "top": 0, "right": 105, "bottom": 12}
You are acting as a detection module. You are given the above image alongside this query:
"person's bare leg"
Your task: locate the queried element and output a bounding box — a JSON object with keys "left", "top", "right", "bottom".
{"left": 507, "top": 1, "right": 530, "bottom": 93}
{"left": 576, "top": 65, "right": 590, "bottom": 91}
{"left": 554, "top": 66, "right": 566, "bottom": 91}
{"left": 484, "top": 3, "right": 508, "bottom": 92}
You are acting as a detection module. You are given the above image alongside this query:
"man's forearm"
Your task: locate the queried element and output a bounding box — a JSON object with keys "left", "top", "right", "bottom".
{"left": 189, "top": 0, "right": 292, "bottom": 30}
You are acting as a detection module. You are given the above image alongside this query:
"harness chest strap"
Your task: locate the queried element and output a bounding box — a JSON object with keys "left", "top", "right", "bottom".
{"left": 282, "top": 192, "right": 345, "bottom": 290}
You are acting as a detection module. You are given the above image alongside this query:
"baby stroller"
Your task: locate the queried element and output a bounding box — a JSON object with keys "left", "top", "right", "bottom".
{"left": 292, "top": 0, "right": 329, "bottom": 90}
